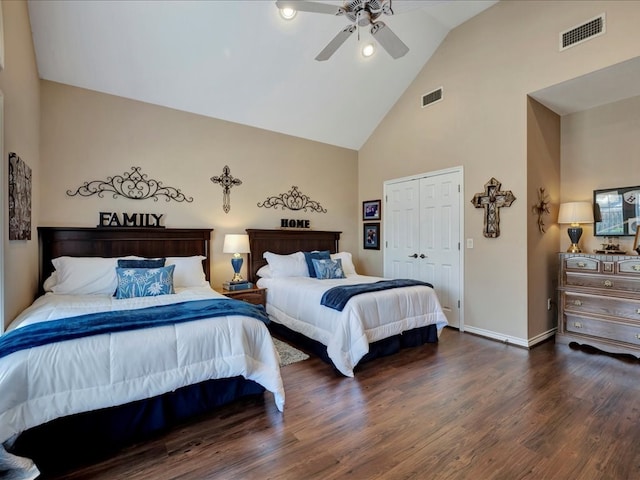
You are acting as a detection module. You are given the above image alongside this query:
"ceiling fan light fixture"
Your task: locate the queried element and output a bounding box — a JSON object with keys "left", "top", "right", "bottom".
{"left": 279, "top": 7, "right": 297, "bottom": 20}
{"left": 362, "top": 43, "right": 375, "bottom": 57}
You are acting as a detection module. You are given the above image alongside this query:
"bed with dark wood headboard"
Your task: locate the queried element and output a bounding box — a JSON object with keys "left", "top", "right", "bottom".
{"left": 246, "top": 229, "right": 446, "bottom": 376}
{"left": 246, "top": 228, "right": 341, "bottom": 284}
{"left": 38, "top": 226, "right": 212, "bottom": 291}
{"left": 5, "top": 227, "right": 285, "bottom": 477}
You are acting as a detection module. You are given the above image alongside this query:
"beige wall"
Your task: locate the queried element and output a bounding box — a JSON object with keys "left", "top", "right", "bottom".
{"left": 561, "top": 94, "right": 640, "bottom": 254}
{"left": 358, "top": 1, "right": 640, "bottom": 343}
{"left": 527, "top": 98, "right": 561, "bottom": 340}
{"left": 39, "top": 81, "right": 359, "bottom": 293}
{"left": 0, "top": 0, "right": 41, "bottom": 329}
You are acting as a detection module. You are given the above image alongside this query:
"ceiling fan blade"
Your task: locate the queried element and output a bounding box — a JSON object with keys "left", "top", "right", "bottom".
{"left": 275, "top": 0, "right": 343, "bottom": 15}
{"left": 370, "top": 21, "right": 409, "bottom": 59}
{"left": 315, "top": 24, "right": 356, "bottom": 61}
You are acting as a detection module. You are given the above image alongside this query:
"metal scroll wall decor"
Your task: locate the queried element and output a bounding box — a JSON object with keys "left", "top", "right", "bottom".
{"left": 67, "top": 166, "right": 193, "bottom": 202}
{"left": 471, "top": 177, "right": 516, "bottom": 238}
{"left": 531, "top": 187, "right": 551, "bottom": 234}
{"left": 210, "top": 165, "right": 242, "bottom": 214}
{"left": 258, "top": 185, "right": 327, "bottom": 213}
{"left": 8, "top": 152, "right": 32, "bottom": 240}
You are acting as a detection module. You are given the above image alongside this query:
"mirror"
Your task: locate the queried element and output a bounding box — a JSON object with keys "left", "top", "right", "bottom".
{"left": 593, "top": 185, "right": 640, "bottom": 236}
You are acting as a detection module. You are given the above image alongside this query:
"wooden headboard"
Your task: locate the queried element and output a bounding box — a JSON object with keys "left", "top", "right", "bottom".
{"left": 246, "top": 229, "right": 341, "bottom": 284}
{"left": 38, "top": 227, "right": 213, "bottom": 290}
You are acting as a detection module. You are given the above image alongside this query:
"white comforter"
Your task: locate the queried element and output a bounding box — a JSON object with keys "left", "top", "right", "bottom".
{"left": 257, "top": 275, "right": 448, "bottom": 377}
{"left": 0, "top": 287, "right": 285, "bottom": 479}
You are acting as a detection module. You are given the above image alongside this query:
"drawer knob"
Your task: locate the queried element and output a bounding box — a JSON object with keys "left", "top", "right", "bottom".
{"left": 573, "top": 322, "right": 582, "bottom": 328}
{"left": 637, "top": 309, "right": 640, "bottom": 315}
{"left": 636, "top": 334, "right": 640, "bottom": 340}
{"left": 573, "top": 300, "right": 582, "bottom": 306}
{"left": 577, "top": 262, "right": 586, "bottom": 268}
{"left": 603, "top": 280, "right": 613, "bottom": 287}
{"left": 633, "top": 265, "right": 640, "bottom": 272}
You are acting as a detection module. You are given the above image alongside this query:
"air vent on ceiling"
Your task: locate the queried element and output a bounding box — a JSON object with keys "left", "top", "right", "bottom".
{"left": 559, "top": 13, "right": 605, "bottom": 51}
{"left": 422, "top": 87, "right": 443, "bottom": 108}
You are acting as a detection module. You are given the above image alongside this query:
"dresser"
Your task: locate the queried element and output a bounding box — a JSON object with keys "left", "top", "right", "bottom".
{"left": 557, "top": 253, "right": 640, "bottom": 357}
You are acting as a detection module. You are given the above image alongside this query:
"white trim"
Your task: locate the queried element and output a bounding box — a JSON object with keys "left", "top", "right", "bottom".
{"left": 463, "top": 325, "right": 557, "bottom": 348}
{"left": 383, "top": 166, "right": 464, "bottom": 331}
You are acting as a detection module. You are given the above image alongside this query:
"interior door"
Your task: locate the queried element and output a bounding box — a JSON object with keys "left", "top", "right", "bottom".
{"left": 384, "top": 169, "right": 462, "bottom": 329}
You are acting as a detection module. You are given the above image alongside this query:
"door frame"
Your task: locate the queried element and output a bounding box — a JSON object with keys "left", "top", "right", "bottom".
{"left": 383, "top": 166, "right": 465, "bottom": 331}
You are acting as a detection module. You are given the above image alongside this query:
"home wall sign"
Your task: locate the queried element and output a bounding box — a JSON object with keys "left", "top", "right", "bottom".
{"left": 98, "top": 212, "right": 165, "bottom": 228}
{"left": 258, "top": 185, "right": 327, "bottom": 213}
{"left": 8, "top": 152, "right": 32, "bottom": 240}
{"left": 280, "top": 219, "right": 311, "bottom": 229}
{"left": 67, "top": 166, "right": 193, "bottom": 202}
{"left": 471, "top": 177, "right": 516, "bottom": 238}
{"left": 210, "top": 165, "right": 242, "bottom": 214}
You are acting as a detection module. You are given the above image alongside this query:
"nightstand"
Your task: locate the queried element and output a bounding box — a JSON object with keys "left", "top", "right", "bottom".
{"left": 216, "top": 287, "right": 267, "bottom": 308}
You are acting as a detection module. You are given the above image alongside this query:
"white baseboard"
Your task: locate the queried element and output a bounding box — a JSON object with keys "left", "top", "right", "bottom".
{"left": 462, "top": 325, "right": 557, "bottom": 348}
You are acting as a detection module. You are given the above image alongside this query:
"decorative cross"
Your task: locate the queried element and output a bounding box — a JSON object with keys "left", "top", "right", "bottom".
{"left": 210, "top": 165, "right": 242, "bottom": 213}
{"left": 471, "top": 177, "right": 516, "bottom": 238}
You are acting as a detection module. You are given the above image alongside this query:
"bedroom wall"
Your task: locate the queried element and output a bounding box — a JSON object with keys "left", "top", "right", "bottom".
{"left": 358, "top": 1, "right": 640, "bottom": 343}
{"left": 0, "top": 0, "right": 41, "bottom": 329}
{"left": 38, "top": 81, "right": 358, "bottom": 296}
{"left": 561, "top": 94, "right": 640, "bottom": 254}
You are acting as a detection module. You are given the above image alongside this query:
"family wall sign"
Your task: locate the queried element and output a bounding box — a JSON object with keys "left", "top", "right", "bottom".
{"left": 98, "top": 212, "right": 165, "bottom": 228}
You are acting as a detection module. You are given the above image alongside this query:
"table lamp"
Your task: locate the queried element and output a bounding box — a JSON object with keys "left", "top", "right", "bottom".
{"left": 558, "top": 201, "right": 594, "bottom": 253}
{"left": 223, "top": 234, "right": 250, "bottom": 283}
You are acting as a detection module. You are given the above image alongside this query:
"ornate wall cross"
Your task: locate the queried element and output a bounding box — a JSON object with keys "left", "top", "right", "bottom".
{"left": 471, "top": 177, "right": 516, "bottom": 238}
{"left": 210, "top": 165, "right": 242, "bottom": 213}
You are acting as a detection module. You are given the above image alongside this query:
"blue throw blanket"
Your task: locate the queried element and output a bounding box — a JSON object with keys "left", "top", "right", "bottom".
{"left": 0, "top": 298, "right": 269, "bottom": 360}
{"left": 321, "top": 279, "right": 434, "bottom": 311}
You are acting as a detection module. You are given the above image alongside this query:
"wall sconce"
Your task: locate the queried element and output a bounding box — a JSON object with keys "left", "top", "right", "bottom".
{"left": 222, "top": 234, "right": 250, "bottom": 283}
{"left": 558, "top": 201, "right": 594, "bottom": 253}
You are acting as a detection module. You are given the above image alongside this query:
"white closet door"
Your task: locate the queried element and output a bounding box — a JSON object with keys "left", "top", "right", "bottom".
{"left": 384, "top": 169, "right": 462, "bottom": 329}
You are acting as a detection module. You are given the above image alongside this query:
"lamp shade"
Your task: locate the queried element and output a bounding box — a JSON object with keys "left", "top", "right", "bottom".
{"left": 557, "top": 202, "right": 594, "bottom": 225}
{"left": 222, "top": 234, "right": 250, "bottom": 254}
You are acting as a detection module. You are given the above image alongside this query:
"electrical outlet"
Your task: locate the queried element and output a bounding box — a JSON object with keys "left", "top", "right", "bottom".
{"left": 547, "top": 298, "right": 552, "bottom": 310}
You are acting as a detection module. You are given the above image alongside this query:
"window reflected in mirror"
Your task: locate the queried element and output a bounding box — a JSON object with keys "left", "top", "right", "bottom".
{"left": 593, "top": 186, "right": 640, "bottom": 236}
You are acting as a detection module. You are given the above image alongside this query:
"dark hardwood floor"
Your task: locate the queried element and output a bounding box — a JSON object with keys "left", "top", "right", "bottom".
{"left": 39, "top": 328, "right": 640, "bottom": 480}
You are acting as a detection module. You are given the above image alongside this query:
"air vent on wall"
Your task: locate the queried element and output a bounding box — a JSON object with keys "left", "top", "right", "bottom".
{"left": 421, "top": 87, "right": 443, "bottom": 108}
{"left": 559, "top": 13, "right": 605, "bottom": 51}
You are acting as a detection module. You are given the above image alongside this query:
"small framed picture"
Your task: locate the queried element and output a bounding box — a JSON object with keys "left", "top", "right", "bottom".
{"left": 363, "top": 223, "right": 380, "bottom": 250}
{"left": 363, "top": 199, "right": 381, "bottom": 221}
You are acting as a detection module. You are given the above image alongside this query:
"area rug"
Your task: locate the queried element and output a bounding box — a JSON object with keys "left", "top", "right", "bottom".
{"left": 273, "top": 337, "right": 309, "bottom": 366}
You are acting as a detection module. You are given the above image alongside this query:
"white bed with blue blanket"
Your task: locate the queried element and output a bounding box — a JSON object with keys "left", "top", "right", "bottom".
{"left": 0, "top": 227, "right": 285, "bottom": 480}
{"left": 247, "top": 229, "right": 448, "bottom": 377}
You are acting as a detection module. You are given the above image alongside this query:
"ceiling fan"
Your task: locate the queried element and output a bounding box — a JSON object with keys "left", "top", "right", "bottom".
{"left": 275, "top": 0, "right": 409, "bottom": 61}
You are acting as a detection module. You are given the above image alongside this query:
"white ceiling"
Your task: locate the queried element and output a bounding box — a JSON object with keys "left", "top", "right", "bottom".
{"left": 27, "top": 0, "right": 497, "bottom": 150}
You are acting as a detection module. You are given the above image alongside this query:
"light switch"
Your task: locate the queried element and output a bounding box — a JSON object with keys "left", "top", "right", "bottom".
{"left": 466, "top": 238, "right": 474, "bottom": 249}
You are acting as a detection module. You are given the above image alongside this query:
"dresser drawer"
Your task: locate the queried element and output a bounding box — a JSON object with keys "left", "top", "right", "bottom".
{"left": 565, "top": 272, "right": 640, "bottom": 293}
{"left": 618, "top": 259, "right": 640, "bottom": 276}
{"left": 564, "top": 313, "right": 640, "bottom": 346}
{"left": 564, "top": 292, "right": 640, "bottom": 322}
{"left": 564, "top": 256, "right": 600, "bottom": 272}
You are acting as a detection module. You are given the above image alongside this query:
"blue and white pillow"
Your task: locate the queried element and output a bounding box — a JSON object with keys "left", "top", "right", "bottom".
{"left": 115, "top": 265, "right": 175, "bottom": 299}
{"left": 304, "top": 250, "right": 331, "bottom": 278}
{"left": 311, "top": 258, "right": 345, "bottom": 280}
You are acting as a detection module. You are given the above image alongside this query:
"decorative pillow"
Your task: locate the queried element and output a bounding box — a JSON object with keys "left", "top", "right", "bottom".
{"left": 256, "top": 265, "right": 272, "bottom": 278}
{"left": 51, "top": 256, "right": 120, "bottom": 295}
{"left": 303, "top": 250, "right": 331, "bottom": 278}
{"left": 115, "top": 265, "right": 175, "bottom": 299}
{"left": 117, "top": 258, "right": 166, "bottom": 269}
{"left": 312, "top": 258, "right": 346, "bottom": 280}
{"left": 263, "top": 251, "right": 309, "bottom": 278}
{"left": 330, "top": 252, "right": 357, "bottom": 276}
{"left": 165, "top": 256, "right": 208, "bottom": 287}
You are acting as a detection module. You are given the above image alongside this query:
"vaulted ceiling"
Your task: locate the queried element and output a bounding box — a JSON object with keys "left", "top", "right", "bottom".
{"left": 27, "top": 0, "right": 497, "bottom": 150}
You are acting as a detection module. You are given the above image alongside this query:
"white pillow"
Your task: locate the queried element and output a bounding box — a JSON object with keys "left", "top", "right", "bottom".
{"left": 51, "top": 256, "right": 120, "bottom": 295}
{"left": 165, "top": 256, "right": 209, "bottom": 287}
{"left": 331, "top": 252, "right": 357, "bottom": 276}
{"left": 263, "top": 251, "right": 309, "bottom": 278}
{"left": 256, "top": 265, "right": 272, "bottom": 278}
{"left": 43, "top": 272, "right": 58, "bottom": 292}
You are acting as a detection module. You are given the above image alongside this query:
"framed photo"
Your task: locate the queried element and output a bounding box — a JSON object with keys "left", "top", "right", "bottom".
{"left": 363, "top": 199, "right": 381, "bottom": 221}
{"left": 363, "top": 223, "right": 380, "bottom": 250}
